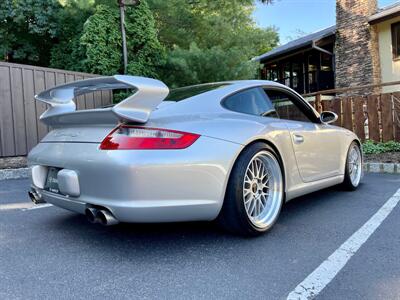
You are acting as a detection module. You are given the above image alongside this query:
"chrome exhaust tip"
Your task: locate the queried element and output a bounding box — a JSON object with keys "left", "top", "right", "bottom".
{"left": 96, "top": 210, "right": 119, "bottom": 226}
{"left": 85, "top": 207, "right": 99, "bottom": 224}
{"left": 28, "top": 188, "right": 45, "bottom": 204}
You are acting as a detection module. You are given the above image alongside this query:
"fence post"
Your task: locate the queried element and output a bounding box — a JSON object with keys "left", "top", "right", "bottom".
{"left": 315, "top": 93, "right": 322, "bottom": 113}
{"left": 342, "top": 97, "right": 353, "bottom": 131}
{"left": 353, "top": 96, "right": 366, "bottom": 141}
{"left": 394, "top": 92, "right": 400, "bottom": 142}
{"left": 367, "top": 94, "right": 381, "bottom": 142}
{"left": 381, "top": 93, "right": 394, "bottom": 142}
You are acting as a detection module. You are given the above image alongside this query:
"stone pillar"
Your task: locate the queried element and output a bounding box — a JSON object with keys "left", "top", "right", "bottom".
{"left": 335, "top": 0, "right": 381, "bottom": 94}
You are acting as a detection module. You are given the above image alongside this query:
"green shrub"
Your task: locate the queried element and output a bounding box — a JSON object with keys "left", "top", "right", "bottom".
{"left": 382, "top": 141, "right": 400, "bottom": 152}
{"left": 362, "top": 140, "right": 400, "bottom": 154}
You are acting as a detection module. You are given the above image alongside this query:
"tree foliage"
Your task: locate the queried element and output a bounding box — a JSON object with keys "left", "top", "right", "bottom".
{"left": 1, "top": 0, "right": 279, "bottom": 87}
{"left": 53, "top": 1, "right": 165, "bottom": 77}
{"left": 163, "top": 43, "right": 258, "bottom": 88}
{"left": 148, "top": 0, "right": 278, "bottom": 86}
{"left": 148, "top": 0, "right": 278, "bottom": 54}
{"left": 0, "top": 0, "right": 61, "bottom": 65}
{"left": 79, "top": 5, "right": 122, "bottom": 75}
{"left": 49, "top": 0, "right": 94, "bottom": 70}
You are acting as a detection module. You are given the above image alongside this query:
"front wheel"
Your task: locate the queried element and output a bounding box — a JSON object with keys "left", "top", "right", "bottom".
{"left": 218, "top": 143, "right": 284, "bottom": 236}
{"left": 342, "top": 141, "right": 363, "bottom": 190}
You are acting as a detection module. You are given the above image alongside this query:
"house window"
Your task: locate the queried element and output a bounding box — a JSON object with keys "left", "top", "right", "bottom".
{"left": 391, "top": 22, "right": 400, "bottom": 60}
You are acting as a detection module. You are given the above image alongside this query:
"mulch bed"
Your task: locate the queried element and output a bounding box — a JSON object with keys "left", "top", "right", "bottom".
{"left": 0, "top": 156, "right": 27, "bottom": 169}
{"left": 364, "top": 152, "right": 400, "bottom": 163}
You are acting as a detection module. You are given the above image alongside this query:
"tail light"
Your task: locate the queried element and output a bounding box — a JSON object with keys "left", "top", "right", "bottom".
{"left": 100, "top": 125, "right": 200, "bottom": 150}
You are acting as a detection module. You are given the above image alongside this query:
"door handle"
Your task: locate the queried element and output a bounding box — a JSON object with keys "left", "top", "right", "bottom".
{"left": 293, "top": 134, "right": 304, "bottom": 144}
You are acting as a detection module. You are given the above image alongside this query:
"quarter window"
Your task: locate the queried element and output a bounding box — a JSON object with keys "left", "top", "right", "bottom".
{"left": 223, "top": 88, "right": 278, "bottom": 117}
{"left": 392, "top": 22, "right": 400, "bottom": 60}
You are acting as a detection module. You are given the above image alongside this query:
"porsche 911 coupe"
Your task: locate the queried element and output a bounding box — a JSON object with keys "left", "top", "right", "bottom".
{"left": 28, "top": 75, "right": 362, "bottom": 236}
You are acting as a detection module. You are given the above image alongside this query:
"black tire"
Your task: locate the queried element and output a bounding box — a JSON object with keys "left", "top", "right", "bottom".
{"left": 217, "top": 142, "right": 284, "bottom": 237}
{"left": 342, "top": 141, "right": 363, "bottom": 191}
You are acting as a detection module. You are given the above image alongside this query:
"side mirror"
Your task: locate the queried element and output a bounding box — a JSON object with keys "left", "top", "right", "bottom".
{"left": 320, "top": 111, "right": 338, "bottom": 124}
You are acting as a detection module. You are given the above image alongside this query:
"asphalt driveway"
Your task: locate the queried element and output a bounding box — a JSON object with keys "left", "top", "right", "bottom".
{"left": 0, "top": 174, "right": 399, "bottom": 299}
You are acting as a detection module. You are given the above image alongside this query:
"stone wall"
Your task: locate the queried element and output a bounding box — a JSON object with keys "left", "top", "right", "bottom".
{"left": 335, "top": 0, "right": 381, "bottom": 94}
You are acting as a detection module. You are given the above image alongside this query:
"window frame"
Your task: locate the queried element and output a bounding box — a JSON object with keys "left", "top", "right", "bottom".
{"left": 391, "top": 21, "right": 400, "bottom": 61}
{"left": 263, "top": 87, "right": 321, "bottom": 123}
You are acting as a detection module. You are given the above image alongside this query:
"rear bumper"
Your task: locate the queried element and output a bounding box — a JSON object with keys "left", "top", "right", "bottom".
{"left": 39, "top": 190, "right": 221, "bottom": 223}
{"left": 28, "top": 136, "right": 243, "bottom": 222}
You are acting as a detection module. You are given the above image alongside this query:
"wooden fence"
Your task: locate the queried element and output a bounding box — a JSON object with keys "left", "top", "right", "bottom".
{"left": 0, "top": 62, "right": 113, "bottom": 157}
{"left": 310, "top": 89, "right": 400, "bottom": 142}
{"left": 1, "top": 61, "right": 399, "bottom": 157}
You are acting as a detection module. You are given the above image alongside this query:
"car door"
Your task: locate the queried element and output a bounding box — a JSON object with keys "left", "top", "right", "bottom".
{"left": 264, "top": 88, "right": 342, "bottom": 183}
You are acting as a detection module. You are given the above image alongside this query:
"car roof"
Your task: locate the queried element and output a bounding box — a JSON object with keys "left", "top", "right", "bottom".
{"left": 166, "top": 80, "right": 289, "bottom": 101}
{"left": 175, "top": 80, "right": 301, "bottom": 102}
{"left": 154, "top": 79, "right": 316, "bottom": 119}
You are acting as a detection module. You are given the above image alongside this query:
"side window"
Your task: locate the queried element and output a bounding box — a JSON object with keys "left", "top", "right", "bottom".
{"left": 392, "top": 22, "right": 400, "bottom": 60}
{"left": 265, "top": 89, "right": 312, "bottom": 123}
{"left": 223, "top": 87, "right": 278, "bottom": 117}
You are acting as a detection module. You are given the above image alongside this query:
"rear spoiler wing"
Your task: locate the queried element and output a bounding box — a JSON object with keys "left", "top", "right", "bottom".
{"left": 35, "top": 75, "right": 169, "bottom": 124}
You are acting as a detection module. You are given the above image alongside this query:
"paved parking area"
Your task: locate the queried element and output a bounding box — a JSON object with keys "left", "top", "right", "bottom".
{"left": 0, "top": 174, "right": 399, "bottom": 299}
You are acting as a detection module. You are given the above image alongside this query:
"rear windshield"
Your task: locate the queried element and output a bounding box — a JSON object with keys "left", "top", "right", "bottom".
{"left": 164, "top": 83, "right": 229, "bottom": 102}
{"left": 103, "top": 83, "right": 228, "bottom": 108}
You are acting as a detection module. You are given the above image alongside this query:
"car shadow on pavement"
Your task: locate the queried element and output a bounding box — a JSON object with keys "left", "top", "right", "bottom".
{"left": 48, "top": 184, "right": 352, "bottom": 248}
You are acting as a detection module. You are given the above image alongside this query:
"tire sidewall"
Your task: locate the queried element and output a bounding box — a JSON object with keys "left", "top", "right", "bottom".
{"left": 224, "top": 142, "right": 284, "bottom": 235}
{"left": 344, "top": 141, "right": 362, "bottom": 190}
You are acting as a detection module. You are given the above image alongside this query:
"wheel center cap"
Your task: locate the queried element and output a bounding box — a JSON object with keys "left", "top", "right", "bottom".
{"left": 252, "top": 183, "right": 258, "bottom": 193}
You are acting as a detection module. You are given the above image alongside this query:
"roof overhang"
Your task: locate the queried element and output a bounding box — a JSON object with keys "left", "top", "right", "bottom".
{"left": 254, "top": 42, "right": 313, "bottom": 63}
{"left": 253, "top": 26, "right": 336, "bottom": 63}
{"left": 369, "top": 5, "right": 400, "bottom": 25}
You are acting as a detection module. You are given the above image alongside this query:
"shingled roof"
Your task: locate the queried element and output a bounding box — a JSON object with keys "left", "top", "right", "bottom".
{"left": 253, "top": 25, "right": 336, "bottom": 62}
{"left": 369, "top": 1, "right": 400, "bottom": 25}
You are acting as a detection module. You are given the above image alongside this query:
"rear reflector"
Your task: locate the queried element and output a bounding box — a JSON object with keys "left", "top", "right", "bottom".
{"left": 100, "top": 126, "right": 200, "bottom": 150}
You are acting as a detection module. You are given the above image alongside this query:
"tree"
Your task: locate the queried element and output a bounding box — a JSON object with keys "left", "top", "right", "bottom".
{"left": 75, "top": 1, "right": 165, "bottom": 77}
{"left": 78, "top": 5, "right": 122, "bottom": 75}
{"left": 1, "top": 0, "right": 278, "bottom": 87}
{"left": 163, "top": 43, "right": 258, "bottom": 88}
{"left": 148, "top": 0, "right": 279, "bottom": 86}
{"left": 148, "top": 0, "right": 278, "bottom": 51}
{"left": 49, "top": 0, "right": 94, "bottom": 70}
{"left": 124, "top": 0, "right": 166, "bottom": 77}
{"left": 0, "top": 0, "right": 61, "bottom": 66}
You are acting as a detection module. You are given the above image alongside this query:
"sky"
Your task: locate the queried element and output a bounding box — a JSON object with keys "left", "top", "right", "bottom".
{"left": 253, "top": 0, "right": 399, "bottom": 44}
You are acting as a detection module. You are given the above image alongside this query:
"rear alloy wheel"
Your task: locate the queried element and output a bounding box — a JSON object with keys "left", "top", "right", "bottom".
{"left": 218, "top": 143, "right": 284, "bottom": 236}
{"left": 342, "top": 142, "right": 363, "bottom": 190}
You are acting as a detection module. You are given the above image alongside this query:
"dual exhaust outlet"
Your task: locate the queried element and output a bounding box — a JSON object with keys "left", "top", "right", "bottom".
{"left": 28, "top": 188, "right": 118, "bottom": 226}
{"left": 28, "top": 188, "right": 46, "bottom": 204}
{"left": 85, "top": 207, "right": 119, "bottom": 226}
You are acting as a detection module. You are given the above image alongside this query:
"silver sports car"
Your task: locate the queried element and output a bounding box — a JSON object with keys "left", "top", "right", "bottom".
{"left": 28, "top": 75, "right": 362, "bottom": 236}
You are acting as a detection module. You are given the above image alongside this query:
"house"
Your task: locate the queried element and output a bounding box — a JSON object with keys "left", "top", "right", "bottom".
{"left": 254, "top": 0, "right": 400, "bottom": 94}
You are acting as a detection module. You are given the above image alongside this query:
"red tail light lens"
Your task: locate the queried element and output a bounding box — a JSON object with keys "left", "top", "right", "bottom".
{"left": 100, "top": 126, "right": 200, "bottom": 150}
